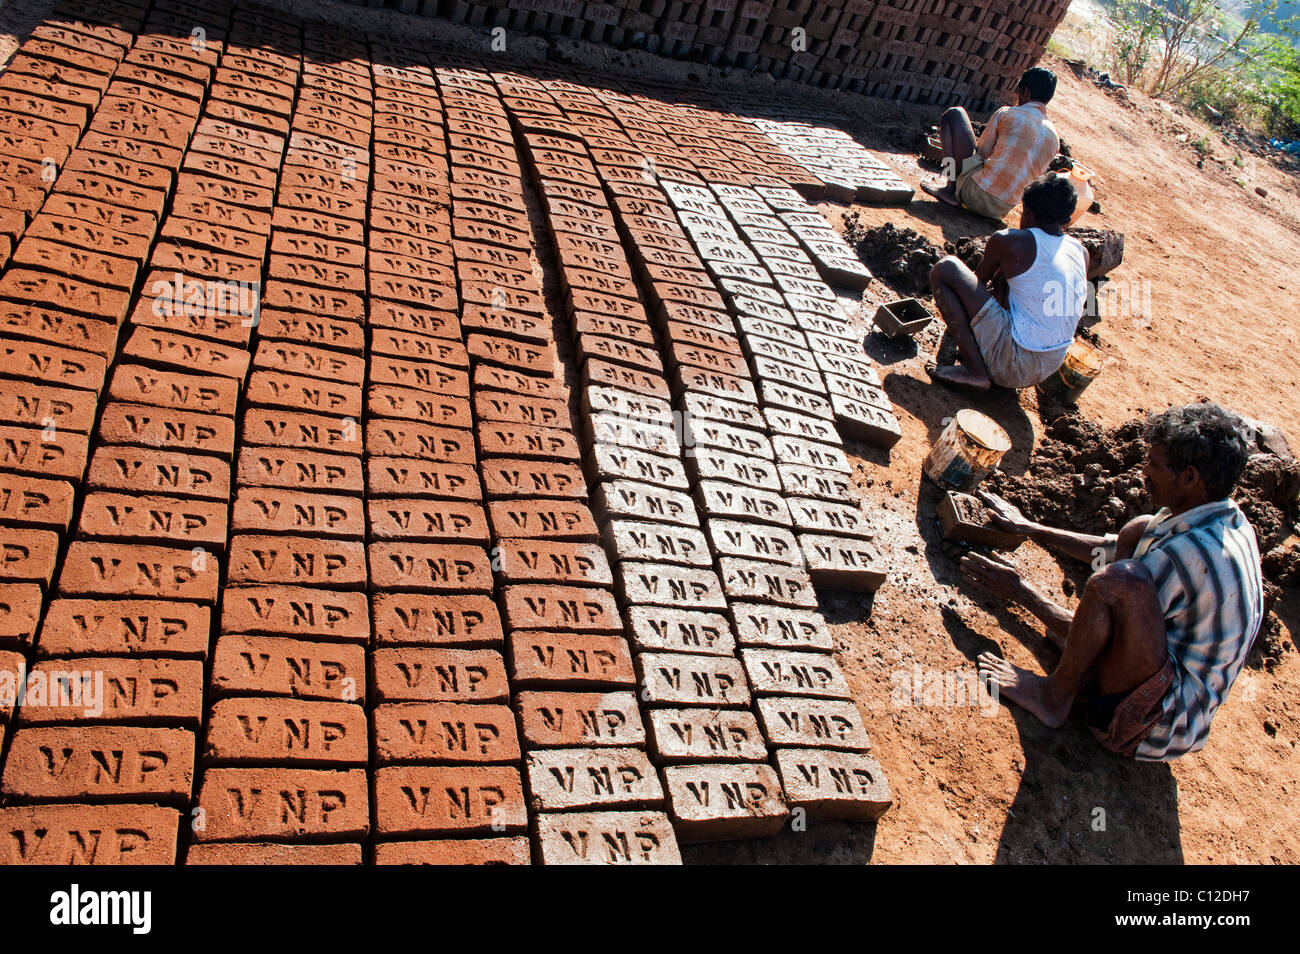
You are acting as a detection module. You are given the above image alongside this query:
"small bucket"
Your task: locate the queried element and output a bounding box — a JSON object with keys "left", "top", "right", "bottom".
{"left": 1063, "top": 161, "right": 1095, "bottom": 227}
{"left": 923, "top": 409, "right": 1012, "bottom": 491}
{"left": 1036, "top": 337, "right": 1104, "bottom": 406}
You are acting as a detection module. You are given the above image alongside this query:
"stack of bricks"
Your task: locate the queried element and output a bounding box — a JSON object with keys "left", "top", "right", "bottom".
{"left": 0, "top": 0, "right": 908, "bottom": 864}
{"left": 343, "top": 0, "right": 1071, "bottom": 109}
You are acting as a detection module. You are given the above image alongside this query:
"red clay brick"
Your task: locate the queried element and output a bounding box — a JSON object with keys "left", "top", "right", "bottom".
{"left": 236, "top": 446, "right": 363, "bottom": 494}
{"left": 77, "top": 492, "right": 226, "bottom": 548}
{"left": 507, "top": 631, "right": 634, "bottom": 689}
{"left": 365, "top": 420, "right": 474, "bottom": 463}
{"left": 524, "top": 747, "right": 663, "bottom": 813}
{"left": 373, "top": 702, "right": 519, "bottom": 764}
{"left": 227, "top": 535, "right": 367, "bottom": 588}
{"left": 108, "top": 364, "right": 238, "bottom": 416}
{"left": 368, "top": 384, "right": 472, "bottom": 429}
{"left": 371, "top": 592, "right": 502, "bottom": 649}
{"left": 647, "top": 707, "right": 767, "bottom": 763}
{"left": 2, "top": 725, "right": 193, "bottom": 800}
{"left": 365, "top": 458, "right": 479, "bottom": 500}
{"left": 372, "top": 838, "right": 529, "bottom": 865}
{"left": 36, "top": 597, "right": 208, "bottom": 658}
{"left": 0, "top": 528, "right": 59, "bottom": 585}
{"left": 186, "top": 842, "right": 363, "bottom": 865}
{"left": 0, "top": 302, "right": 116, "bottom": 356}
{"left": 370, "top": 327, "right": 467, "bottom": 367}
{"left": 482, "top": 460, "right": 586, "bottom": 500}
{"left": 210, "top": 633, "right": 364, "bottom": 703}
{"left": 373, "top": 764, "right": 526, "bottom": 836}
{"left": 0, "top": 474, "right": 75, "bottom": 530}
{"left": 19, "top": 657, "right": 204, "bottom": 726}
{"left": 253, "top": 340, "right": 365, "bottom": 384}
{"left": 87, "top": 446, "right": 229, "bottom": 500}
{"left": 221, "top": 585, "right": 369, "bottom": 643}
{"left": 0, "top": 583, "right": 41, "bottom": 646}
{"left": 370, "top": 647, "right": 509, "bottom": 704}
{"left": 0, "top": 803, "right": 179, "bottom": 863}
{"left": 204, "top": 697, "right": 366, "bottom": 765}
{"left": 474, "top": 365, "right": 568, "bottom": 400}
{"left": 515, "top": 690, "right": 644, "bottom": 748}
{"left": 58, "top": 540, "right": 218, "bottom": 602}
{"left": 368, "top": 543, "right": 493, "bottom": 593}
{"left": 487, "top": 500, "right": 599, "bottom": 543}
{"left": 773, "top": 749, "right": 892, "bottom": 820}
{"left": 0, "top": 336, "right": 106, "bottom": 391}
{"left": 97, "top": 403, "right": 235, "bottom": 458}
{"left": 193, "top": 767, "right": 368, "bottom": 842}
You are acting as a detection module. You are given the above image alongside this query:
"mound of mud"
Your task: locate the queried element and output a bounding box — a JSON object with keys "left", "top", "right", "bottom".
{"left": 940, "top": 228, "right": 1124, "bottom": 280}
{"left": 985, "top": 412, "right": 1300, "bottom": 669}
{"left": 842, "top": 215, "right": 943, "bottom": 297}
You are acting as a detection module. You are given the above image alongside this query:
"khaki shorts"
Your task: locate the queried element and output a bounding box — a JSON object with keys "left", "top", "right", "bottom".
{"left": 955, "top": 156, "right": 1014, "bottom": 221}
{"left": 970, "top": 297, "right": 1070, "bottom": 389}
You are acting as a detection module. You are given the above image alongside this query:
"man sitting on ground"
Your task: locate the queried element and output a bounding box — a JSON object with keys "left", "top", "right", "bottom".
{"left": 922, "top": 66, "right": 1061, "bottom": 220}
{"left": 927, "top": 174, "right": 1088, "bottom": 391}
{"left": 962, "top": 403, "right": 1265, "bottom": 760}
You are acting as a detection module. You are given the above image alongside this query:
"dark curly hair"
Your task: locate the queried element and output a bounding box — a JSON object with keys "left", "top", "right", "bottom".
{"left": 1019, "top": 67, "right": 1057, "bottom": 104}
{"left": 1144, "top": 403, "right": 1251, "bottom": 500}
{"left": 1023, "top": 173, "right": 1077, "bottom": 228}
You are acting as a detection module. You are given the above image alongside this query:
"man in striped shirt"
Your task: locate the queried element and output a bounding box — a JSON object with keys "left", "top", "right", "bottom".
{"left": 922, "top": 67, "right": 1061, "bottom": 221}
{"left": 961, "top": 404, "right": 1264, "bottom": 760}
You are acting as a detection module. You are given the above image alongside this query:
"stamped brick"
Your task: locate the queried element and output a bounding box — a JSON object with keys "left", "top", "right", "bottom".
{"left": 0, "top": 424, "right": 88, "bottom": 480}
{"left": 226, "top": 535, "right": 366, "bottom": 588}
{"left": 78, "top": 492, "right": 226, "bottom": 547}
{"left": 37, "top": 598, "right": 209, "bottom": 658}
{"left": 221, "top": 586, "right": 369, "bottom": 643}
{"left": 0, "top": 474, "right": 74, "bottom": 530}
{"left": 494, "top": 539, "right": 612, "bottom": 586}
{"left": 473, "top": 391, "right": 568, "bottom": 429}
{"left": 771, "top": 435, "right": 850, "bottom": 474}
{"left": 97, "top": 403, "right": 234, "bottom": 458}
{"left": 773, "top": 749, "right": 892, "bottom": 820}
{"left": 488, "top": 500, "right": 599, "bottom": 543}
{"left": 507, "top": 631, "right": 634, "bottom": 689}
{"left": 87, "top": 446, "right": 229, "bottom": 501}
{"left": 705, "top": 518, "right": 800, "bottom": 565}
{"left": 193, "top": 767, "right": 368, "bottom": 841}
{"left": 625, "top": 606, "right": 736, "bottom": 657}
{"left": 741, "top": 648, "right": 850, "bottom": 699}
{"left": 371, "top": 592, "right": 502, "bottom": 648}
{"left": 373, "top": 702, "right": 519, "bottom": 764}
{"left": 646, "top": 708, "right": 766, "bottom": 763}
{"left": 371, "top": 647, "right": 508, "bottom": 704}
{"left": 474, "top": 365, "right": 567, "bottom": 400}
{"left": 204, "top": 697, "right": 366, "bottom": 766}
{"left": 777, "top": 463, "right": 854, "bottom": 504}
{"left": 756, "top": 697, "right": 871, "bottom": 751}
{"left": 2, "top": 725, "right": 193, "bottom": 800}
{"left": 694, "top": 480, "right": 791, "bottom": 527}
{"left": 591, "top": 480, "right": 698, "bottom": 529}
{"left": 211, "top": 634, "right": 364, "bottom": 702}
{"left": 615, "top": 562, "right": 727, "bottom": 610}
{"left": 0, "top": 583, "right": 41, "bottom": 646}
{"left": 729, "top": 603, "right": 834, "bottom": 651}
{"left": 108, "top": 365, "right": 237, "bottom": 416}
{"left": 798, "top": 533, "right": 888, "bottom": 591}
{"left": 0, "top": 803, "right": 179, "bottom": 863}
{"left": 368, "top": 385, "right": 472, "bottom": 429}
{"left": 365, "top": 458, "right": 479, "bottom": 500}
{"left": 663, "top": 763, "right": 789, "bottom": 842}
{"left": 18, "top": 657, "right": 204, "bottom": 726}
{"left": 636, "top": 652, "right": 749, "bottom": 708}
{"left": 366, "top": 420, "right": 475, "bottom": 464}
{"left": 717, "top": 557, "right": 816, "bottom": 608}
{"left": 373, "top": 764, "right": 526, "bottom": 835}
{"left": 525, "top": 748, "right": 663, "bottom": 812}
{"left": 515, "top": 690, "right": 644, "bottom": 748}
{"left": 368, "top": 543, "right": 492, "bottom": 593}
{"left": 0, "top": 336, "right": 106, "bottom": 391}
{"left": 585, "top": 445, "right": 687, "bottom": 492}
{"left": 533, "top": 810, "right": 680, "bottom": 865}
{"left": 59, "top": 541, "right": 217, "bottom": 602}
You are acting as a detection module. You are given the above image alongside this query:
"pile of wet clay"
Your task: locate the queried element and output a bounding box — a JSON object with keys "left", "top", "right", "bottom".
{"left": 985, "top": 412, "right": 1300, "bottom": 668}
{"left": 842, "top": 214, "right": 943, "bottom": 297}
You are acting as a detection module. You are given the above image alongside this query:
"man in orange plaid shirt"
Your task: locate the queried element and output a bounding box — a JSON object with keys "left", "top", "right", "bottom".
{"left": 922, "top": 68, "right": 1061, "bottom": 221}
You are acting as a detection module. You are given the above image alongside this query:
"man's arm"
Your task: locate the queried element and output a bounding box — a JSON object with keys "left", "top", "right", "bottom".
{"left": 980, "top": 492, "right": 1153, "bottom": 566}
{"left": 977, "top": 108, "right": 1004, "bottom": 158}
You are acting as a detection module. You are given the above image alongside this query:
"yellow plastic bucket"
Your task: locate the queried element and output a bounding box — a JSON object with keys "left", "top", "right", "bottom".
{"left": 923, "top": 409, "right": 1012, "bottom": 491}
{"left": 1037, "top": 337, "right": 1104, "bottom": 406}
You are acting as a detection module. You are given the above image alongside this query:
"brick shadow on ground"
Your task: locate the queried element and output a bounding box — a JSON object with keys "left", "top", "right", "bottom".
{"left": 680, "top": 817, "right": 877, "bottom": 864}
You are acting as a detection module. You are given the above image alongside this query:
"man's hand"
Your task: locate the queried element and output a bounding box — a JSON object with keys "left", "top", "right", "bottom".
{"left": 977, "top": 491, "right": 1037, "bottom": 536}
{"left": 960, "top": 551, "right": 1028, "bottom": 602}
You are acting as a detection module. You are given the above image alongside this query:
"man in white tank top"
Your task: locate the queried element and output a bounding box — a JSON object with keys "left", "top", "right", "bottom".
{"left": 927, "top": 174, "right": 1090, "bottom": 391}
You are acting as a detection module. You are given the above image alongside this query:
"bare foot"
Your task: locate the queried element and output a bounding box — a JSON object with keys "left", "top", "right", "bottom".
{"left": 926, "top": 362, "right": 991, "bottom": 391}
{"left": 977, "top": 653, "right": 1071, "bottom": 728}
{"left": 921, "top": 179, "right": 960, "bottom": 207}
